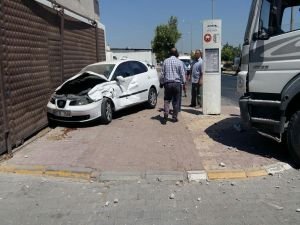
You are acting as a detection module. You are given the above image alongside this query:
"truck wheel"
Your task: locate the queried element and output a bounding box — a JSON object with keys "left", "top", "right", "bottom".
{"left": 101, "top": 98, "right": 113, "bottom": 124}
{"left": 287, "top": 111, "right": 300, "bottom": 166}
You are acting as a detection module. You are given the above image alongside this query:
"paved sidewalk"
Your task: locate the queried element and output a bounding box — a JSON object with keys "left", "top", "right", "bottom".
{"left": 0, "top": 94, "right": 292, "bottom": 180}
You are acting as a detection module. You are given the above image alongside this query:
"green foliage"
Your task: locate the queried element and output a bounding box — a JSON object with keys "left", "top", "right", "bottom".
{"left": 221, "top": 43, "right": 241, "bottom": 62}
{"left": 152, "top": 16, "right": 181, "bottom": 62}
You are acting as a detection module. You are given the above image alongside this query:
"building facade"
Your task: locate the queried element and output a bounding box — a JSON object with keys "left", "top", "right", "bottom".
{"left": 0, "top": 0, "right": 106, "bottom": 154}
{"left": 107, "top": 48, "right": 157, "bottom": 66}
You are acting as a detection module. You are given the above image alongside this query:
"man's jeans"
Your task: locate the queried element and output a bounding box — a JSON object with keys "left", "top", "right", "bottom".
{"left": 164, "top": 82, "right": 181, "bottom": 118}
{"left": 191, "top": 83, "right": 202, "bottom": 107}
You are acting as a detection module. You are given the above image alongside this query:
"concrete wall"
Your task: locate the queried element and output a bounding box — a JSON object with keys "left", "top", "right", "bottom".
{"left": 56, "top": 0, "right": 100, "bottom": 21}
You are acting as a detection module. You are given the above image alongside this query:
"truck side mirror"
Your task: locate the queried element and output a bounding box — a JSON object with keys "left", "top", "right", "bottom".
{"left": 252, "top": 31, "right": 269, "bottom": 41}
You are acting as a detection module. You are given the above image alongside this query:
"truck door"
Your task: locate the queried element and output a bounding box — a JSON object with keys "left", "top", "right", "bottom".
{"left": 249, "top": 0, "right": 300, "bottom": 95}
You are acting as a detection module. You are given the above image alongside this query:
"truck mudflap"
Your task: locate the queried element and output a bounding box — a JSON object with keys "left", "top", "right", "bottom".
{"left": 239, "top": 96, "right": 251, "bottom": 129}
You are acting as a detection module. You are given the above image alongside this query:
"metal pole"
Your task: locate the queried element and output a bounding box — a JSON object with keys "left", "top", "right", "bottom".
{"left": 212, "top": 0, "right": 214, "bottom": 19}
{"left": 181, "top": 37, "right": 184, "bottom": 54}
{"left": 190, "top": 23, "right": 193, "bottom": 54}
{"left": 60, "top": 9, "right": 64, "bottom": 82}
{"left": 0, "top": 1, "right": 11, "bottom": 154}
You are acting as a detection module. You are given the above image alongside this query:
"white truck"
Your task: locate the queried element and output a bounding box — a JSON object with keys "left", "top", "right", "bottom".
{"left": 238, "top": 0, "right": 300, "bottom": 165}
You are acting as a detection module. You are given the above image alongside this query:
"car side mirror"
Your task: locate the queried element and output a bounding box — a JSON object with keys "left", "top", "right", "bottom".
{"left": 116, "top": 76, "right": 126, "bottom": 82}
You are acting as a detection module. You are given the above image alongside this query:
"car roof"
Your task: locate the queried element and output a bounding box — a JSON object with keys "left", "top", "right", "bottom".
{"left": 178, "top": 55, "right": 191, "bottom": 60}
{"left": 86, "top": 59, "right": 146, "bottom": 67}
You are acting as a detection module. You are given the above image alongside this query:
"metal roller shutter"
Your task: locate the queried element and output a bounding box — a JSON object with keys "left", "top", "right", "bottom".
{"left": 97, "top": 28, "right": 106, "bottom": 62}
{"left": 0, "top": 0, "right": 7, "bottom": 154}
{"left": 0, "top": 0, "right": 104, "bottom": 152}
{"left": 1, "top": 0, "right": 52, "bottom": 146}
{"left": 63, "top": 15, "right": 97, "bottom": 80}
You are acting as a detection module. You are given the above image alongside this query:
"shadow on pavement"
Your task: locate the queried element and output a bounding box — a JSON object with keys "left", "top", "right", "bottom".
{"left": 52, "top": 104, "right": 150, "bottom": 129}
{"left": 181, "top": 108, "right": 203, "bottom": 116}
{"left": 204, "top": 116, "right": 294, "bottom": 165}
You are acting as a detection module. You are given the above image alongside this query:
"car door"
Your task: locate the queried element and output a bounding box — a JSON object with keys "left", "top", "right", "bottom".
{"left": 110, "top": 61, "right": 136, "bottom": 109}
{"left": 128, "top": 61, "right": 150, "bottom": 102}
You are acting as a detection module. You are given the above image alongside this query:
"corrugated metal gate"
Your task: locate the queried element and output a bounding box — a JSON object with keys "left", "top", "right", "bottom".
{"left": 0, "top": 0, "right": 106, "bottom": 154}
{"left": 0, "top": 0, "right": 7, "bottom": 154}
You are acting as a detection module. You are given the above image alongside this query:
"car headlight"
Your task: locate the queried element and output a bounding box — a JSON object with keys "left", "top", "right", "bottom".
{"left": 69, "top": 96, "right": 94, "bottom": 106}
{"left": 49, "top": 95, "right": 56, "bottom": 104}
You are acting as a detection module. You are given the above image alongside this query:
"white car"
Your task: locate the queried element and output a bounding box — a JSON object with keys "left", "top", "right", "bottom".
{"left": 47, "top": 60, "right": 160, "bottom": 125}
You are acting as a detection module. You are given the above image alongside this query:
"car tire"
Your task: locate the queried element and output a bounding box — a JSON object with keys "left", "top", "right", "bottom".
{"left": 287, "top": 111, "right": 300, "bottom": 166}
{"left": 101, "top": 98, "right": 113, "bottom": 124}
{"left": 146, "top": 87, "right": 157, "bottom": 109}
{"left": 48, "top": 119, "right": 56, "bottom": 129}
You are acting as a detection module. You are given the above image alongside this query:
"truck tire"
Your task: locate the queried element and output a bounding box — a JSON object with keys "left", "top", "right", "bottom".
{"left": 101, "top": 98, "right": 113, "bottom": 124}
{"left": 287, "top": 111, "right": 300, "bottom": 166}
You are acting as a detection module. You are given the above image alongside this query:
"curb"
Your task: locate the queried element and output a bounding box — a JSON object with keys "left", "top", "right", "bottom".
{"left": 0, "top": 164, "right": 93, "bottom": 180}
{"left": 187, "top": 162, "right": 292, "bottom": 182}
{"left": 0, "top": 162, "right": 293, "bottom": 182}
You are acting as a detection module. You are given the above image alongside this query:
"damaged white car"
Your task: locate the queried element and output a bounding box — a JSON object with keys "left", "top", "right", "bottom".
{"left": 47, "top": 60, "right": 159, "bottom": 125}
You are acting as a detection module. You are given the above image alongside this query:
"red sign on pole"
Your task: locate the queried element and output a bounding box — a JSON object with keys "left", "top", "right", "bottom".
{"left": 204, "top": 33, "right": 212, "bottom": 43}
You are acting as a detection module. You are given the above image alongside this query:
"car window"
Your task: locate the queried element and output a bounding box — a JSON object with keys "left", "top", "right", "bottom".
{"left": 129, "top": 61, "right": 148, "bottom": 75}
{"left": 113, "top": 62, "right": 133, "bottom": 79}
{"left": 81, "top": 64, "right": 115, "bottom": 79}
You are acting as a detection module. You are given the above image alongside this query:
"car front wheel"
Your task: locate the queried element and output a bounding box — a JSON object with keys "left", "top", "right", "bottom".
{"left": 101, "top": 98, "right": 113, "bottom": 124}
{"left": 146, "top": 87, "right": 157, "bottom": 109}
{"left": 287, "top": 111, "right": 300, "bottom": 166}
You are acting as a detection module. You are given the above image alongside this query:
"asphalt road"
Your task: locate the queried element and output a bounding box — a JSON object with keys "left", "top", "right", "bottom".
{"left": 221, "top": 74, "right": 240, "bottom": 107}
{"left": 159, "top": 73, "right": 240, "bottom": 107}
{"left": 0, "top": 169, "right": 299, "bottom": 225}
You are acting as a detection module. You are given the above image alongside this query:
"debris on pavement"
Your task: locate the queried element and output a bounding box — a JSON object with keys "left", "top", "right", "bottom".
{"left": 113, "top": 198, "right": 119, "bottom": 204}
{"left": 169, "top": 193, "right": 175, "bottom": 199}
{"left": 105, "top": 201, "right": 110, "bottom": 207}
{"left": 219, "top": 162, "right": 226, "bottom": 167}
{"left": 266, "top": 202, "right": 284, "bottom": 210}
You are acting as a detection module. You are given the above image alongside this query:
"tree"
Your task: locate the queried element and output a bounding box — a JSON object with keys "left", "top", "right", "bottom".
{"left": 152, "top": 16, "right": 181, "bottom": 62}
{"left": 221, "top": 43, "right": 241, "bottom": 62}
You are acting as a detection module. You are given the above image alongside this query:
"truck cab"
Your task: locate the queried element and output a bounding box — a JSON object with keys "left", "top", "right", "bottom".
{"left": 238, "top": 0, "right": 300, "bottom": 165}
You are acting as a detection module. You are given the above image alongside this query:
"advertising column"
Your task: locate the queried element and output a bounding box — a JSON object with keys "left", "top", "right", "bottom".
{"left": 202, "top": 19, "right": 222, "bottom": 115}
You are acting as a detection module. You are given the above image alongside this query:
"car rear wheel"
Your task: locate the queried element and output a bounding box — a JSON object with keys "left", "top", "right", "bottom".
{"left": 146, "top": 87, "right": 157, "bottom": 109}
{"left": 287, "top": 111, "right": 300, "bottom": 166}
{"left": 101, "top": 98, "right": 113, "bottom": 124}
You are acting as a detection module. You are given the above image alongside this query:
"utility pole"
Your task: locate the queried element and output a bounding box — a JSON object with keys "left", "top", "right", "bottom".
{"left": 190, "top": 23, "right": 193, "bottom": 54}
{"left": 212, "top": 0, "right": 214, "bottom": 19}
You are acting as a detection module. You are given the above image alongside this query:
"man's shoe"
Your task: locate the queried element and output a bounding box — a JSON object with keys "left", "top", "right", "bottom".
{"left": 172, "top": 117, "right": 178, "bottom": 122}
{"left": 161, "top": 115, "right": 168, "bottom": 125}
{"left": 189, "top": 104, "right": 196, "bottom": 107}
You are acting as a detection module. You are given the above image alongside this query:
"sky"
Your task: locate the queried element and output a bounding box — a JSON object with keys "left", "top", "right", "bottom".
{"left": 101, "top": 0, "right": 252, "bottom": 53}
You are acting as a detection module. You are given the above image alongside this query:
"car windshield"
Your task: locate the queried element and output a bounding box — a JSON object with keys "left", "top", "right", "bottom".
{"left": 81, "top": 64, "right": 116, "bottom": 79}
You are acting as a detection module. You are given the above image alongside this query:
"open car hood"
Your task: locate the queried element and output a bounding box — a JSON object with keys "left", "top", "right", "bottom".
{"left": 55, "top": 71, "right": 109, "bottom": 96}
